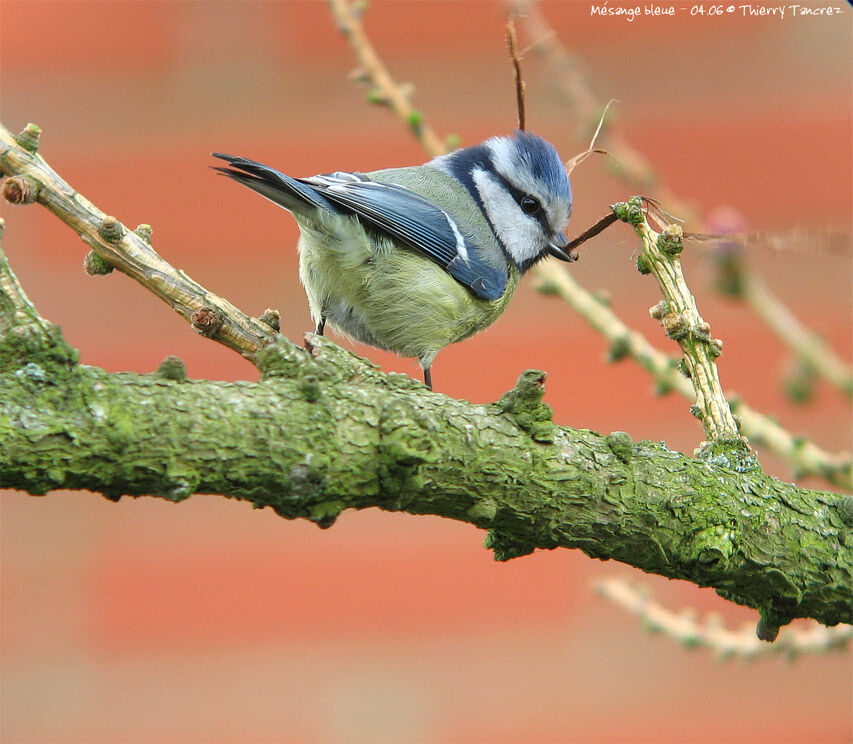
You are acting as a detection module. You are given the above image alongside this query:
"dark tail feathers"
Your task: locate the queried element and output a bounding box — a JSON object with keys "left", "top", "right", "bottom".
{"left": 211, "top": 153, "right": 338, "bottom": 214}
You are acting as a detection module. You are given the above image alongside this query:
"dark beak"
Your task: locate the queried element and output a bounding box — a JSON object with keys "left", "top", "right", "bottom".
{"left": 547, "top": 232, "right": 577, "bottom": 262}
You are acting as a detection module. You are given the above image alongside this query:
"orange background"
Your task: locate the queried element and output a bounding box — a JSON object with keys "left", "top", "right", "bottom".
{"left": 1, "top": 1, "right": 851, "bottom": 742}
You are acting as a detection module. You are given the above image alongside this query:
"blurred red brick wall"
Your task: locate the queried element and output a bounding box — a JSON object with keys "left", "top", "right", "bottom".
{"left": 1, "top": 2, "right": 850, "bottom": 742}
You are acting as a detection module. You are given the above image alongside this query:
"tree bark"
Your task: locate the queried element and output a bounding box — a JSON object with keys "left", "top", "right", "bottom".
{"left": 1, "top": 331, "right": 850, "bottom": 633}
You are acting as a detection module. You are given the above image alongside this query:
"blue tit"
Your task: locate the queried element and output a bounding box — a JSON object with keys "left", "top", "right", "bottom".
{"left": 213, "top": 130, "right": 574, "bottom": 390}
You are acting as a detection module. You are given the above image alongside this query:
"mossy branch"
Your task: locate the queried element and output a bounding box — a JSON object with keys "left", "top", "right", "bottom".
{"left": 1, "top": 317, "right": 851, "bottom": 631}
{"left": 1, "top": 182, "right": 851, "bottom": 632}
{"left": 0, "top": 5, "right": 849, "bottom": 641}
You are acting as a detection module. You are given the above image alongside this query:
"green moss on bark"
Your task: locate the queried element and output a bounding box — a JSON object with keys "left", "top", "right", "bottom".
{"left": 0, "top": 362, "right": 850, "bottom": 628}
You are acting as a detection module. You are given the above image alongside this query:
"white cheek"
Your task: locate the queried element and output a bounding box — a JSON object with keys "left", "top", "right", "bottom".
{"left": 472, "top": 168, "right": 541, "bottom": 265}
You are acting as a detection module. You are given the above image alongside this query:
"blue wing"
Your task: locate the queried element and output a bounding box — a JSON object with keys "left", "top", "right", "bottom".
{"left": 302, "top": 173, "right": 507, "bottom": 302}
{"left": 212, "top": 154, "right": 507, "bottom": 302}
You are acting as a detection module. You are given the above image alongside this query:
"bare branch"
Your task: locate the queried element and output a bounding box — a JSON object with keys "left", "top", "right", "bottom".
{"left": 506, "top": 18, "right": 526, "bottom": 131}
{"left": 0, "top": 123, "right": 277, "bottom": 360}
{"left": 623, "top": 199, "right": 744, "bottom": 448}
{"left": 1, "top": 345, "right": 851, "bottom": 630}
{"left": 328, "top": 0, "right": 446, "bottom": 157}
{"left": 597, "top": 577, "right": 853, "bottom": 659}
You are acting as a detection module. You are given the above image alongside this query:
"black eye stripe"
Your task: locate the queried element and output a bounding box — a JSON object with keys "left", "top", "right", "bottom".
{"left": 501, "top": 179, "right": 551, "bottom": 234}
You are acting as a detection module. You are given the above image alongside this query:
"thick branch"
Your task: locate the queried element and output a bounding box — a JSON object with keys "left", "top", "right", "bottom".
{"left": 1, "top": 7, "right": 849, "bottom": 640}
{"left": 1, "top": 347, "right": 850, "bottom": 631}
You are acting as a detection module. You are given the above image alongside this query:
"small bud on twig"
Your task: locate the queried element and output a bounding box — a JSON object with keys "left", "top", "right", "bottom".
{"left": 2, "top": 175, "right": 39, "bottom": 204}
{"left": 134, "top": 223, "right": 153, "bottom": 243}
{"left": 407, "top": 109, "right": 424, "bottom": 135}
{"left": 156, "top": 355, "right": 187, "bottom": 381}
{"left": 83, "top": 250, "right": 114, "bottom": 276}
{"left": 191, "top": 307, "right": 224, "bottom": 338}
{"left": 649, "top": 301, "right": 669, "bottom": 320}
{"left": 654, "top": 378, "right": 673, "bottom": 397}
{"left": 708, "top": 338, "right": 724, "bottom": 359}
{"left": 607, "top": 335, "right": 630, "bottom": 363}
{"left": 258, "top": 308, "right": 281, "bottom": 331}
{"left": 366, "top": 88, "right": 390, "bottom": 106}
{"left": 445, "top": 133, "right": 461, "bottom": 151}
{"left": 497, "top": 369, "right": 554, "bottom": 443}
{"left": 605, "top": 431, "right": 634, "bottom": 462}
{"left": 98, "top": 216, "right": 124, "bottom": 243}
{"left": 657, "top": 223, "right": 684, "bottom": 256}
{"left": 661, "top": 312, "right": 689, "bottom": 340}
{"left": 756, "top": 616, "right": 780, "bottom": 643}
{"left": 15, "top": 123, "right": 41, "bottom": 153}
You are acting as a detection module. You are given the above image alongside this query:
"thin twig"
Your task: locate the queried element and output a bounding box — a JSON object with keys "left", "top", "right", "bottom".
{"left": 0, "top": 218, "right": 52, "bottom": 338}
{"left": 621, "top": 198, "right": 744, "bottom": 447}
{"left": 597, "top": 577, "right": 853, "bottom": 660}
{"left": 328, "top": 0, "right": 446, "bottom": 158}
{"left": 0, "top": 123, "right": 277, "bottom": 360}
{"left": 506, "top": 18, "right": 526, "bottom": 131}
{"left": 565, "top": 98, "right": 615, "bottom": 174}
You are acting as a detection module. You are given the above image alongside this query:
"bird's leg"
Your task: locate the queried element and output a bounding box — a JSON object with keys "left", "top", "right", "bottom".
{"left": 423, "top": 367, "right": 433, "bottom": 390}
{"left": 315, "top": 317, "right": 326, "bottom": 336}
